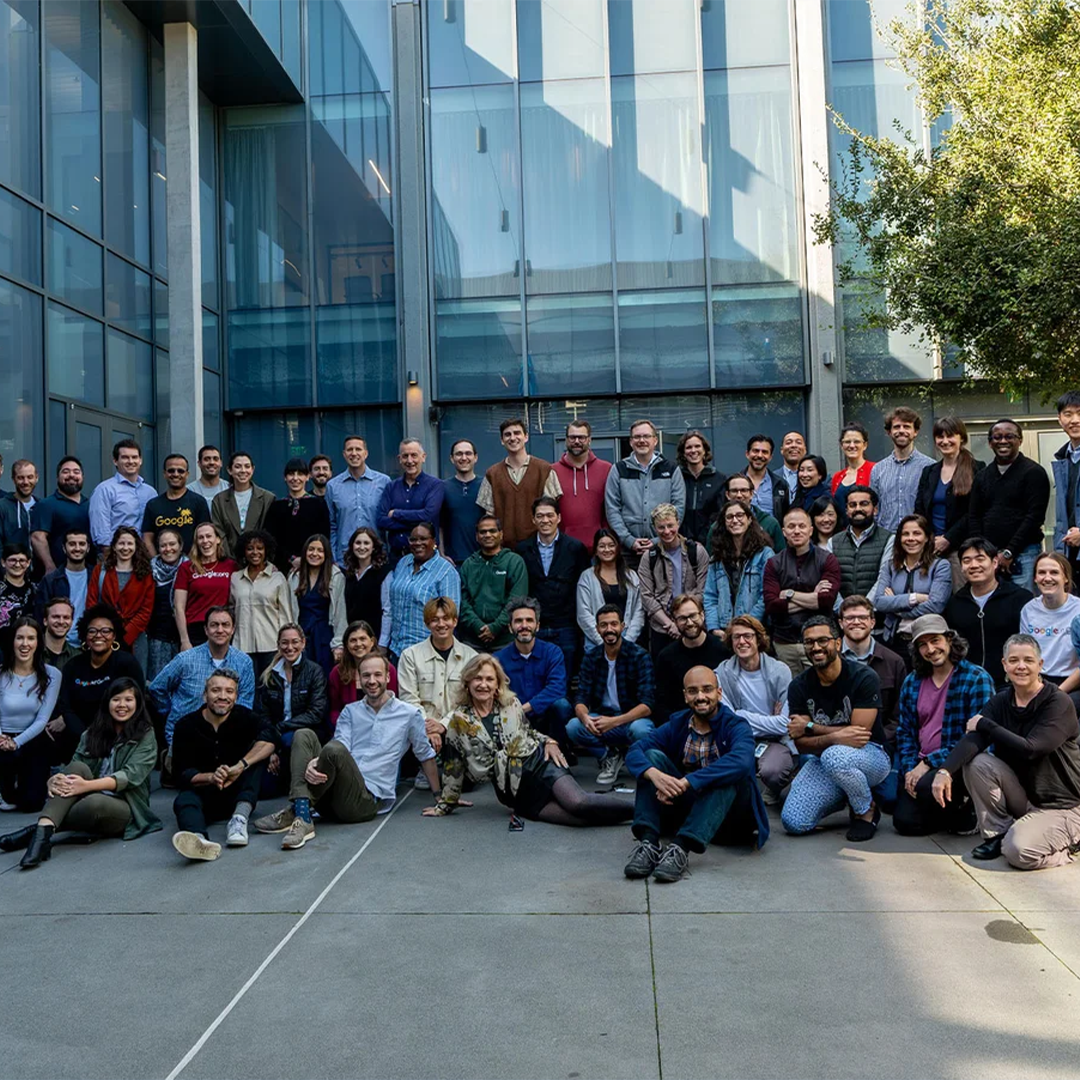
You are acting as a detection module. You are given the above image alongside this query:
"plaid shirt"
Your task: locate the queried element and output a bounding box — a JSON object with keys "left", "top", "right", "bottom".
{"left": 895, "top": 658, "right": 995, "bottom": 773}
{"left": 574, "top": 638, "right": 655, "bottom": 715}
{"left": 682, "top": 722, "right": 720, "bottom": 768}
{"left": 387, "top": 552, "right": 461, "bottom": 658}
{"left": 869, "top": 449, "right": 935, "bottom": 533}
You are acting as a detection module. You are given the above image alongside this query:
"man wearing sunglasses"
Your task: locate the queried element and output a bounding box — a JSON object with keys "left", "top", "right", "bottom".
{"left": 141, "top": 454, "right": 210, "bottom": 556}
{"left": 967, "top": 419, "right": 1050, "bottom": 595}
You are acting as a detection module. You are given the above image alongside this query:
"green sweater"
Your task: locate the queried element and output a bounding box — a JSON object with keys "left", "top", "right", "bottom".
{"left": 71, "top": 730, "right": 163, "bottom": 840}
{"left": 458, "top": 548, "right": 529, "bottom": 647}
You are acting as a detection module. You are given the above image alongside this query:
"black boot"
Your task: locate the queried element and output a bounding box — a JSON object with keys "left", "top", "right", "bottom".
{"left": 0, "top": 824, "right": 36, "bottom": 852}
{"left": 19, "top": 824, "right": 53, "bottom": 869}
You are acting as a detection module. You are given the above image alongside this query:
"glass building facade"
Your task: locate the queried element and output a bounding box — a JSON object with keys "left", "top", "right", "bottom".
{"left": 0, "top": 0, "right": 1051, "bottom": 493}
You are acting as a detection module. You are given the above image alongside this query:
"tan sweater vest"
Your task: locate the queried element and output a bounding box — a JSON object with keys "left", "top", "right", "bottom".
{"left": 487, "top": 458, "right": 552, "bottom": 549}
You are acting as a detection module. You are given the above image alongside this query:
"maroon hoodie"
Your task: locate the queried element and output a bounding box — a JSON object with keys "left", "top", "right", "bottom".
{"left": 552, "top": 451, "right": 612, "bottom": 551}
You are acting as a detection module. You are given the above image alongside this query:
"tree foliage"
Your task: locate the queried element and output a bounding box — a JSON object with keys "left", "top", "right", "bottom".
{"left": 815, "top": 0, "right": 1080, "bottom": 398}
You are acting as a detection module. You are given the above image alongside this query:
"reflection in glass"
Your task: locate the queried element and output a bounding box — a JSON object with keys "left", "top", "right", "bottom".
{"left": 48, "top": 302, "right": 105, "bottom": 407}
{"left": 75, "top": 422, "right": 104, "bottom": 490}
{"left": 0, "top": 279, "right": 44, "bottom": 464}
{"left": 427, "top": 0, "right": 515, "bottom": 88}
{"left": 311, "top": 0, "right": 389, "bottom": 97}
{"left": 203, "top": 370, "right": 222, "bottom": 450}
{"left": 281, "top": 0, "right": 301, "bottom": 85}
{"left": 840, "top": 284, "right": 934, "bottom": 382}
{"left": 150, "top": 36, "right": 167, "bottom": 279}
{"left": 0, "top": 0, "right": 41, "bottom": 198}
{"left": 525, "top": 294, "right": 616, "bottom": 396}
{"left": 227, "top": 307, "right": 312, "bottom": 409}
{"left": 437, "top": 403, "right": 527, "bottom": 468}
{"left": 608, "top": 0, "right": 698, "bottom": 76}
{"left": 155, "top": 278, "right": 169, "bottom": 348}
{"left": 103, "top": 2, "right": 150, "bottom": 266}
{"left": 106, "top": 253, "right": 152, "bottom": 339}
{"left": 705, "top": 67, "right": 797, "bottom": 286}
{"left": 250, "top": 0, "right": 281, "bottom": 56}
{"left": 828, "top": 0, "right": 917, "bottom": 63}
{"left": 47, "top": 219, "right": 103, "bottom": 315}
{"left": 317, "top": 305, "right": 398, "bottom": 404}
{"left": 431, "top": 86, "right": 519, "bottom": 299}
{"left": 203, "top": 309, "right": 219, "bottom": 371}
{"left": 435, "top": 299, "right": 522, "bottom": 400}
{"left": 232, "top": 412, "right": 317, "bottom": 495}
{"left": 0, "top": 187, "right": 42, "bottom": 286}
{"left": 517, "top": 0, "right": 604, "bottom": 82}
{"left": 200, "top": 94, "right": 218, "bottom": 308}
{"left": 611, "top": 74, "right": 705, "bottom": 290}
{"left": 712, "top": 284, "right": 804, "bottom": 387}
{"left": 45, "top": 0, "right": 102, "bottom": 236}
{"left": 320, "top": 408, "right": 403, "bottom": 477}
{"left": 224, "top": 106, "right": 308, "bottom": 308}
{"left": 701, "top": 0, "right": 791, "bottom": 69}
{"left": 107, "top": 329, "right": 153, "bottom": 420}
{"left": 618, "top": 290, "right": 709, "bottom": 392}
{"left": 520, "top": 80, "right": 611, "bottom": 295}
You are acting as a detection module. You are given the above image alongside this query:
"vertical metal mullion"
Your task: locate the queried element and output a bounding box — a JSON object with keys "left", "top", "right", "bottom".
{"left": 305, "top": 2, "right": 318, "bottom": 415}
{"left": 97, "top": 0, "right": 108, "bottom": 412}
{"left": 39, "top": 0, "right": 53, "bottom": 469}
{"left": 695, "top": 0, "right": 715, "bottom": 392}
{"left": 790, "top": 0, "right": 813, "bottom": 393}
{"left": 603, "top": 0, "right": 620, "bottom": 397}
{"left": 420, "top": 0, "right": 439, "bottom": 421}
{"left": 511, "top": 1, "right": 527, "bottom": 408}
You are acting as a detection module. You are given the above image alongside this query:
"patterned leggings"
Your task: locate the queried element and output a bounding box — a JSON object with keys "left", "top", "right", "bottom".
{"left": 781, "top": 743, "right": 891, "bottom": 834}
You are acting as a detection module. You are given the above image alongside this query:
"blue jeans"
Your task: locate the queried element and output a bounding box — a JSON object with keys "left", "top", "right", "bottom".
{"left": 533, "top": 697, "right": 574, "bottom": 746}
{"left": 632, "top": 749, "right": 754, "bottom": 853}
{"left": 537, "top": 625, "right": 579, "bottom": 680}
{"left": 146, "top": 638, "right": 179, "bottom": 684}
{"left": 781, "top": 742, "right": 891, "bottom": 834}
{"left": 1008, "top": 541, "right": 1043, "bottom": 596}
{"left": 566, "top": 714, "right": 655, "bottom": 758}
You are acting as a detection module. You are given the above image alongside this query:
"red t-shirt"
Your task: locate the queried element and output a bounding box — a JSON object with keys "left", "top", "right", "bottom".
{"left": 175, "top": 559, "right": 238, "bottom": 625}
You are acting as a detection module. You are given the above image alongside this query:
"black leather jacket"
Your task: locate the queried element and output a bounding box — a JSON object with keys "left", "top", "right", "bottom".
{"left": 255, "top": 656, "right": 330, "bottom": 745}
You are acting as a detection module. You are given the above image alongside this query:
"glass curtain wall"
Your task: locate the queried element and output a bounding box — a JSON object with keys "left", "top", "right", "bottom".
{"left": 0, "top": 0, "right": 165, "bottom": 477}
{"left": 427, "top": 0, "right": 805, "bottom": 413}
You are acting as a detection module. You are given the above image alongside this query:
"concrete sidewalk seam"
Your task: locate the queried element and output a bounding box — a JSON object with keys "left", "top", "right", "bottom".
{"left": 163, "top": 790, "right": 413, "bottom": 1080}
{"left": 645, "top": 880, "right": 664, "bottom": 1080}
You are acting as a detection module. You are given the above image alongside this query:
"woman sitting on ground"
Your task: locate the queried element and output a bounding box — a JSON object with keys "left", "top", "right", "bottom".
{"left": 328, "top": 620, "right": 398, "bottom": 727}
{"left": 0, "top": 677, "right": 161, "bottom": 869}
{"left": 423, "top": 654, "right": 632, "bottom": 827}
{"left": 0, "top": 617, "right": 61, "bottom": 812}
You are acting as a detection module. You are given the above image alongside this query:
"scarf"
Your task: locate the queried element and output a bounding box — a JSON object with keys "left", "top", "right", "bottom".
{"left": 151, "top": 555, "right": 187, "bottom": 612}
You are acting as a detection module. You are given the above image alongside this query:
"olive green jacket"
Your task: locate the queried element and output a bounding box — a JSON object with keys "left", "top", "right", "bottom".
{"left": 71, "top": 730, "right": 163, "bottom": 840}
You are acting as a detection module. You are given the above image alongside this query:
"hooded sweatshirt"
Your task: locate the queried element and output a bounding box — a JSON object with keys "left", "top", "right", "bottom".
{"left": 552, "top": 451, "right": 612, "bottom": 550}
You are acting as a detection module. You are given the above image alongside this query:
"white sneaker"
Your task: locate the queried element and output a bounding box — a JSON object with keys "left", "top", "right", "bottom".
{"left": 597, "top": 751, "right": 624, "bottom": 787}
{"left": 226, "top": 815, "right": 249, "bottom": 847}
{"left": 376, "top": 797, "right": 397, "bottom": 815}
{"left": 0, "top": 800, "right": 17, "bottom": 812}
{"left": 172, "top": 830, "right": 221, "bottom": 861}
{"left": 413, "top": 771, "right": 431, "bottom": 790}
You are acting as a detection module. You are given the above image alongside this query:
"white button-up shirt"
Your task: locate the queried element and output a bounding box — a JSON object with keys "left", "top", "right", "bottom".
{"left": 333, "top": 692, "right": 434, "bottom": 801}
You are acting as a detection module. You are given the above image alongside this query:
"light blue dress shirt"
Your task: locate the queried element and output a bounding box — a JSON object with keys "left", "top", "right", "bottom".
{"left": 88, "top": 472, "right": 157, "bottom": 547}
{"left": 327, "top": 467, "right": 391, "bottom": 565}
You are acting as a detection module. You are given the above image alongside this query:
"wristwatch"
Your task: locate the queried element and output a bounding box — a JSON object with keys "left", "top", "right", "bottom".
{"left": 784, "top": 588, "right": 795, "bottom": 601}
{"left": 1001, "top": 549, "right": 1013, "bottom": 561}
{"left": 805, "top": 721, "right": 815, "bottom": 733}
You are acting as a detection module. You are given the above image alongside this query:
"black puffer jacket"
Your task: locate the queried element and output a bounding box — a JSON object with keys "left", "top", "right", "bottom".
{"left": 255, "top": 655, "right": 330, "bottom": 745}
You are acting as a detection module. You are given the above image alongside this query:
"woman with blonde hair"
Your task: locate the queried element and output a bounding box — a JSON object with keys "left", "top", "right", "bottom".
{"left": 423, "top": 654, "right": 632, "bottom": 826}
{"left": 174, "top": 522, "right": 237, "bottom": 649}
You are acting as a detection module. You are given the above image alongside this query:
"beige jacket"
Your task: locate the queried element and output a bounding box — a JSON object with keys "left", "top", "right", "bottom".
{"left": 397, "top": 636, "right": 477, "bottom": 720}
{"left": 229, "top": 565, "right": 292, "bottom": 653}
{"left": 287, "top": 564, "right": 347, "bottom": 650}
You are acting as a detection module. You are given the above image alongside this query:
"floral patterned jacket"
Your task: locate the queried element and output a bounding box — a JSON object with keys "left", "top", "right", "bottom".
{"left": 431, "top": 696, "right": 553, "bottom": 814}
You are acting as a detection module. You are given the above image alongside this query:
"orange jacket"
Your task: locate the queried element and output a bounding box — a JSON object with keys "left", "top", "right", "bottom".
{"left": 87, "top": 564, "right": 155, "bottom": 646}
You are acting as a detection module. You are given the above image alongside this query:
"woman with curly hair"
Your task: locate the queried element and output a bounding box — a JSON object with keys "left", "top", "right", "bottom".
{"left": 342, "top": 526, "right": 391, "bottom": 641}
{"left": 329, "top": 620, "right": 398, "bottom": 727}
{"left": 288, "top": 533, "right": 347, "bottom": 674}
{"left": 703, "top": 500, "right": 774, "bottom": 634}
{"left": 423, "top": 653, "right": 632, "bottom": 826}
{"left": 87, "top": 525, "right": 155, "bottom": 668}
{"left": 230, "top": 529, "right": 292, "bottom": 679}
{"left": 1, "top": 678, "right": 162, "bottom": 869}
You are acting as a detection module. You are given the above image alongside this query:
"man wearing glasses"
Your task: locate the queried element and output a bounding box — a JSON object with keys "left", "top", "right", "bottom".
{"left": 720, "top": 474, "right": 784, "bottom": 551}
{"left": 780, "top": 615, "right": 889, "bottom": 843}
{"left": 967, "top": 419, "right": 1051, "bottom": 595}
{"left": 553, "top": 421, "right": 612, "bottom": 549}
{"left": 654, "top": 595, "right": 730, "bottom": 719}
{"left": 141, "top": 454, "right": 211, "bottom": 556}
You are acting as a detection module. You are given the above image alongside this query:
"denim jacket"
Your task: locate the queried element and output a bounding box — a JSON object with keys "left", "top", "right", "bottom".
{"left": 703, "top": 548, "right": 771, "bottom": 632}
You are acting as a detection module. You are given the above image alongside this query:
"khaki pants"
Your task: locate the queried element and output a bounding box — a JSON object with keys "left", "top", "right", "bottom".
{"left": 41, "top": 761, "right": 131, "bottom": 836}
{"left": 290, "top": 728, "right": 377, "bottom": 824}
{"left": 963, "top": 752, "right": 1080, "bottom": 870}
{"left": 775, "top": 642, "right": 810, "bottom": 679}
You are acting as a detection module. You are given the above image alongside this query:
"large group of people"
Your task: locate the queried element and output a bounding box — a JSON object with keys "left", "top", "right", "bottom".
{"left": 1, "top": 396, "right": 1080, "bottom": 887}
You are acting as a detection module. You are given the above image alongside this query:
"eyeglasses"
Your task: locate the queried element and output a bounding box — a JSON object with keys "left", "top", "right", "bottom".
{"left": 841, "top": 613, "right": 872, "bottom": 623}
{"left": 724, "top": 512, "right": 748, "bottom": 522}
{"left": 674, "top": 612, "right": 702, "bottom": 624}
{"left": 86, "top": 627, "right": 116, "bottom": 638}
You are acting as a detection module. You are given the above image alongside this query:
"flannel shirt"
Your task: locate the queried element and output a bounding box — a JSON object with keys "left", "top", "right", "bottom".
{"left": 573, "top": 638, "right": 655, "bottom": 715}
{"left": 895, "top": 658, "right": 995, "bottom": 774}
{"left": 387, "top": 552, "right": 461, "bottom": 658}
{"left": 149, "top": 644, "right": 256, "bottom": 744}
{"left": 682, "top": 723, "right": 720, "bottom": 769}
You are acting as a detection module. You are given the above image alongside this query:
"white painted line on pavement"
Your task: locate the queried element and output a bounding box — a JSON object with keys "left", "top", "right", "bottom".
{"left": 165, "top": 790, "right": 413, "bottom": 1080}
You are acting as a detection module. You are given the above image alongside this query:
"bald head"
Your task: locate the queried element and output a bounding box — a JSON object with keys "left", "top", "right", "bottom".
{"left": 683, "top": 665, "right": 721, "bottom": 718}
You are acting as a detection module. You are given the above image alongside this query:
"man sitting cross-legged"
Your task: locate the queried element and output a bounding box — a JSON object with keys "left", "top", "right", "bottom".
{"left": 253, "top": 653, "right": 439, "bottom": 850}
{"left": 780, "top": 615, "right": 889, "bottom": 843}
{"left": 170, "top": 670, "right": 276, "bottom": 861}
{"left": 623, "top": 666, "right": 768, "bottom": 883}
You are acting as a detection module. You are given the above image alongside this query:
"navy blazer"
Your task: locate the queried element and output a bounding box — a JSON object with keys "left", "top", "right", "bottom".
{"left": 625, "top": 703, "right": 769, "bottom": 848}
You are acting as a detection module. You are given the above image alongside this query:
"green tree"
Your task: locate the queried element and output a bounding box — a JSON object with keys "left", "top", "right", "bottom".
{"left": 815, "top": 0, "right": 1080, "bottom": 398}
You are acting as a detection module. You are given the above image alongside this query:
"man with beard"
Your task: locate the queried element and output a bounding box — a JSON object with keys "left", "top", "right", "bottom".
{"left": 0, "top": 460, "right": 39, "bottom": 565}
{"left": 494, "top": 597, "right": 574, "bottom": 751}
{"left": 869, "top": 407, "right": 935, "bottom": 533}
{"left": 308, "top": 455, "right": 333, "bottom": 499}
{"left": 742, "top": 434, "right": 790, "bottom": 524}
{"left": 623, "top": 666, "right": 768, "bottom": 883}
{"left": 831, "top": 486, "right": 893, "bottom": 606}
{"left": 170, "top": 670, "right": 276, "bottom": 860}
{"left": 566, "top": 605, "right": 655, "bottom": 786}
{"left": 780, "top": 616, "right": 888, "bottom": 842}
{"left": 838, "top": 596, "right": 907, "bottom": 747}
{"left": 34, "top": 530, "right": 91, "bottom": 634}
{"left": 30, "top": 457, "right": 92, "bottom": 573}
{"left": 40, "top": 597, "right": 79, "bottom": 670}
{"left": 655, "top": 594, "right": 730, "bottom": 719}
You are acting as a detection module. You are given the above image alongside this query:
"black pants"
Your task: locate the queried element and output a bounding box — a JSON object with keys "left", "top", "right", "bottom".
{"left": 173, "top": 763, "right": 264, "bottom": 836}
{"left": 892, "top": 768, "right": 975, "bottom": 836}
{"left": 0, "top": 733, "right": 50, "bottom": 812}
